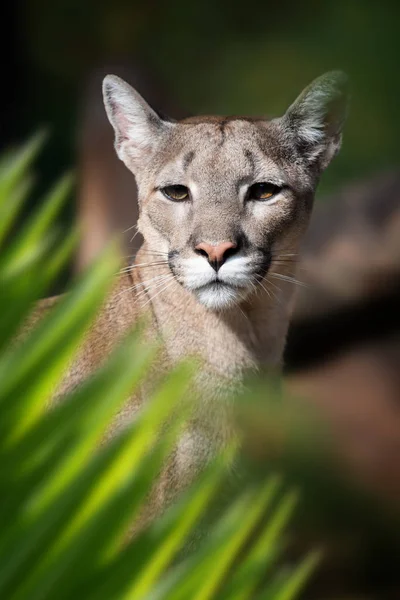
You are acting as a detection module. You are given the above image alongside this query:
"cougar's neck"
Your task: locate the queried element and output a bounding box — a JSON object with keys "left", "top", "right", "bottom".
{"left": 133, "top": 244, "right": 295, "bottom": 378}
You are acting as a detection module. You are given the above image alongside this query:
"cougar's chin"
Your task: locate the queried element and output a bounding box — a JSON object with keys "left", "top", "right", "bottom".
{"left": 193, "top": 282, "right": 246, "bottom": 311}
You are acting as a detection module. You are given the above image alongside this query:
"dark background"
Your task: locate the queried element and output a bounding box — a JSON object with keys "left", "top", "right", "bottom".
{"left": 2, "top": 0, "right": 400, "bottom": 196}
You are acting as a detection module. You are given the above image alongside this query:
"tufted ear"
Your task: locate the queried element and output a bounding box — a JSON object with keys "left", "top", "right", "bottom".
{"left": 278, "top": 71, "right": 349, "bottom": 171}
{"left": 103, "top": 75, "right": 171, "bottom": 168}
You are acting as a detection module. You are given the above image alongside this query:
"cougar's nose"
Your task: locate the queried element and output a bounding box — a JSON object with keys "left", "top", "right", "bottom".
{"left": 194, "top": 241, "right": 238, "bottom": 271}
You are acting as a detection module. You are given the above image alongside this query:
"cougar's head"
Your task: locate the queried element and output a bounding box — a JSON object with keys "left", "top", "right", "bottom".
{"left": 103, "top": 72, "right": 348, "bottom": 310}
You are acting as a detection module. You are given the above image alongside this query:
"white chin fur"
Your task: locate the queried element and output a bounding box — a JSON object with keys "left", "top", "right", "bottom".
{"left": 194, "top": 283, "right": 242, "bottom": 310}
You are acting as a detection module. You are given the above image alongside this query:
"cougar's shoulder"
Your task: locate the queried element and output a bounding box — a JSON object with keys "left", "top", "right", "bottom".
{"left": 63, "top": 268, "right": 145, "bottom": 395}
{"left": 21, "top": 269, "right": 144, "bottom": 400}
{"left": 22, "top": 294, "right": 60, "bottom": 331}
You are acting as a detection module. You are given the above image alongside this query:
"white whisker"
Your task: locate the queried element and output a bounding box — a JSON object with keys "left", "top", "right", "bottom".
{"left": 135, "top": 272, "right": 174, "bottom": 294}
{"left": 135, "top": 275, "right": 173, "bottom": 297}
{"left": 118, "top": 260, "right": 168, "bottom": 274}
{"left": 130, "top": 273, "right": 172, "bottom": 292}
{"left": 141, "top": 278, "right": 176, "bottom": 308}
{"left": 116, "top": 273, "right": 173, "bottom": 299}
{"left": 268, "top": 279, "right": 284, "bottom": 297}
{"left": 265, "top": 282, "right": 283, "bottom": 306}
{"left": 130, "top": 228, "right": 141, "bottom": 243}
{"left": 269, "top": 273, "right": 309, "bottom": 288}
{"left": 256, "top": 277, "right": 273, "bottom": 301}
{"left": 236, "top": 300, "right": 249, "bottom": 321}
{"left": 122, "top": 223, "right": 138, "bottom": 234}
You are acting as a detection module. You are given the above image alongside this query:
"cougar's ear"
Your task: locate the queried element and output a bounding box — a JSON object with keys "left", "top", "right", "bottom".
{"left": 103, "top": 75, "right": 172, "bottom": 167}
{"left": 278, "top": 71, "right": 349, "bottom": 171}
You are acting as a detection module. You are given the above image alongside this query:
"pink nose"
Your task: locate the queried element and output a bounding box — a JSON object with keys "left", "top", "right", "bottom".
{"left": 195, "top": 241, "right": 238, "bottom": 270}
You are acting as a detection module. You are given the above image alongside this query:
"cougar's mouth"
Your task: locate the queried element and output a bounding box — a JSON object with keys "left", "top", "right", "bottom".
{"left": 195, "top": 279, "right": 244, "bottom": 291}
{"left": 168, "top": 251, "right": 270, "bottom": 311}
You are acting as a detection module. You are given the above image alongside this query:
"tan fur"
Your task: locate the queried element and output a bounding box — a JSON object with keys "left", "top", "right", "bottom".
{"left": 27, "top": 71, "right": 348, "bottom": 518}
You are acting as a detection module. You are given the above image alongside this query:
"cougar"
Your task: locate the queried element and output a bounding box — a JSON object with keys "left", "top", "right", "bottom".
{"left": 31, "top": 71, "right": 348, "bottom": 516}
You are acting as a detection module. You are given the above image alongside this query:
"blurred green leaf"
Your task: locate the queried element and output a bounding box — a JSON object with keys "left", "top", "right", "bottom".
{"left": 0, "top": 138, "right": 314, "bottom": 600}
{"left": 0, "top": 132, "right": 46, "bottom": 204}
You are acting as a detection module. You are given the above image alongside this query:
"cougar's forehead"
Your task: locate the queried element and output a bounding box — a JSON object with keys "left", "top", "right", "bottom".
{"left": 137, "top": 115, "right": 315, "bottom": 255}
{"left": 152, "top": 118, "right": 291, "bottom": 190}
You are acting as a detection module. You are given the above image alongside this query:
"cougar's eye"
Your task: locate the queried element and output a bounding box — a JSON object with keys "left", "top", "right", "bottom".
{"left": 161, "top": 185, "right": 190, "bottom": 201}
{"left": 247, "top": 182, "right": 282, "bottom": 201}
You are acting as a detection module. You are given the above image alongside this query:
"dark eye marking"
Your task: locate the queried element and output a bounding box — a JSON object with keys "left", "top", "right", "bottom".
{"left": 161, "top": 185, "right": 190, "bottom": 202}
{"left": 243, "top": 149, "right": 256, "bottom": 171}
{"left": 246, "top": 182, "right": 283, "bottom": 201}
{"left": 183, "top": 151, "right": 195, "bottom": 170}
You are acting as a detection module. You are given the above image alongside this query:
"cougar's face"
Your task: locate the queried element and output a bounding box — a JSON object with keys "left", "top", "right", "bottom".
{"left": 137, "top": 119, "right": 313, "bottom": 310}
{"left": 103, "top": 72, "right": 348, "bottom": 310}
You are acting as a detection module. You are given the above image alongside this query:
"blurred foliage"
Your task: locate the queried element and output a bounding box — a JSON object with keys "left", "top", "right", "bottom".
{"left": 0, "top": 138, "right": 318, "bottom": 599}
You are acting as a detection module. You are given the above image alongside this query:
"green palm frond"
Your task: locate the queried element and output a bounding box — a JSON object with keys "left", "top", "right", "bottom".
{"left": 0, "top": 137, "right": 317, "bottom": 600}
